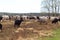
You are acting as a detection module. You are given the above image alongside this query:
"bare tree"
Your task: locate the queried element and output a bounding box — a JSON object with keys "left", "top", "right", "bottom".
{"left": 41, "top": 0, "right": 60, "bottom": 13}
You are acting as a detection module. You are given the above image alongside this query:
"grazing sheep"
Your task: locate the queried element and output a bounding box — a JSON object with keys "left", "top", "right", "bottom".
{"left": 52, "top": 18, "right": 58, "bottom": 24}
{"left": 50, "top": 17, "right": 58, "bottom": 21}
{"left": 37, "top": 16, "right": 48, "bottom": 24}
{"left": 0, "top": 16, "right": 3, "bottom": 22}
{"left": 29, "top": 16, "right": 36, "bottom": 19}
{"left": 0, "top": 23, "right": 2, "bottom": 32}
{"left": 36, "top": 16, "right": 40, "bottom": 20}
{"left": 14, "top": 17, "right": 23, "bottom": 28}
{"left": 2, "top": 15, "right": 9, "bottom": 21}
{"left": 58, "top": 18, "right": 60, "bottom": 21}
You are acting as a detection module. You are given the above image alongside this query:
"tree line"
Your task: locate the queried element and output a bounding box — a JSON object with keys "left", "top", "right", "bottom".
{"left": 41, "top": 0, "right": 60, "bottom": 14}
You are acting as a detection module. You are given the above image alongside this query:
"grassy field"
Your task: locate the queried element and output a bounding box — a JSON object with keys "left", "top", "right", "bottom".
{"left": 37, "top": 28, "right": 60, "bottom": 40}
{"left": 0, "top": 20, "right": 60, "bottom": 40}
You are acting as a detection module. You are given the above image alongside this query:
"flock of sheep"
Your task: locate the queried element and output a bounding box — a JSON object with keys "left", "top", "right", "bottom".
{"left": 0, "top": 15, "right": 60, "bottom": 32}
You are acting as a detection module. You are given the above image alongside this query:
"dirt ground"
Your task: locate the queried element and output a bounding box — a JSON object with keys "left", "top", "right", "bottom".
{"left": 0, "top": 20, "right": 60, "bottom": 40}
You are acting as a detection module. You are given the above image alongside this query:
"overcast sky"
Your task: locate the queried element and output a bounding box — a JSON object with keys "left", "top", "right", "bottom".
{"left": 0, "top": 0, "right": 42, "bottom": 13}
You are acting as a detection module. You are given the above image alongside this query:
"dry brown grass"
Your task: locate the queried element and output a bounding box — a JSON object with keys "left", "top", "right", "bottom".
{"left": 0, "top": 20, "right": 60, "bottom": 40}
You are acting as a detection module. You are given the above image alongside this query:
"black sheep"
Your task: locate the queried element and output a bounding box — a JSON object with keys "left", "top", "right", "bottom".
{"left": 0, "top": 23, "right": 2, "bottom": 32}
{"left": 0, "top": 16, "right": 3, "bottom": 21}
{"left": 37, "top": 16, "right": 40, "bottom": 20}
{"left": 14, "top": 17, "right": 23, "bottom": 27}
{"left": 58, "top": 18, "right": 60, "bottom": 21}
{"left": 52, "top": 18, "right": 58, "bottom": 24}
